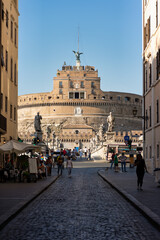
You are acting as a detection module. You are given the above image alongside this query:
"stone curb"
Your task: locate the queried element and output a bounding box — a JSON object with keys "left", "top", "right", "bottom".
{"left": 0, "top": 175, "right": 59, "bottom": 231}
{"left": 98, "top": 170, "right": 160, "bottom": 232}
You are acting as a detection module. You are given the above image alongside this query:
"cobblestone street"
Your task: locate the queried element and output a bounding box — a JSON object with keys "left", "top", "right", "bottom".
{"left": 0, "top": 165, "right": 160, "bottom": 240}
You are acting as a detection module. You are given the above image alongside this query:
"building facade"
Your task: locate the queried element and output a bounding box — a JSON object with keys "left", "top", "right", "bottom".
{"left": 18, "top": 57, "right": 142, "bottom": 150}
{"left": 0, "top": 0, "right": 19, "bottom": 144}
{"left": 143, "top": 0, "right": 160, "bottom": 179}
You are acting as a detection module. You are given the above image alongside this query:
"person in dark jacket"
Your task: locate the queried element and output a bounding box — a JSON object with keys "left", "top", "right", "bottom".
{"left": 134, "top": 154, "right": 147, "bottom": 191}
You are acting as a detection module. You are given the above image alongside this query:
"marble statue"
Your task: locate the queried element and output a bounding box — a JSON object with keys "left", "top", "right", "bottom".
{"left": 34, "top": 112, "right": 42, "bottom": 132}
{"left": 107, "top": 112, "right": 115, "bottom": 132}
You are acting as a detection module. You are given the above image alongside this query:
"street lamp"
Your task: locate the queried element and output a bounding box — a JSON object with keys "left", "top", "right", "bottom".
{"left": 132, "top": 107, "right": 148, "bottom": 120}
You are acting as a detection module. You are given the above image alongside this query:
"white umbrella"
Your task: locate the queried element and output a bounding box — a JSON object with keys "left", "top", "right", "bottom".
{"left": 0, "top": 139, "right": 40, "bottom": 154}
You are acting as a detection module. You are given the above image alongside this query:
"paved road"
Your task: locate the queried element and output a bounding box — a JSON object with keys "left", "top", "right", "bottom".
{"left": 0, "top": 166, "right": 160, "bottom": 240}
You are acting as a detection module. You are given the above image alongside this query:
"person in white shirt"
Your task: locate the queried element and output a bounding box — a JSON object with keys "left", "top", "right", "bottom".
{"left": 84, "top": 147, "right": 87, "bottom": 159}
{"left": 66, "top": 157, "right": 73, "bottom": 177}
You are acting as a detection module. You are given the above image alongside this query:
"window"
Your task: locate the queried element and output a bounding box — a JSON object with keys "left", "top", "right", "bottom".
{"left": 124, "top": 96, "right": 130, "bottom": 102}
{"left": 149, "top": 106, "right": 151, "bottom": 127}
{"left": 146, "top": 146, "right": 148, "bottom": 159}
{"left": 117, "top": 96, "right": 121, "bottom": 101}
{"left": 156, "top": 49, "right": 160, "bottom": 80}
{"left": 6, "top": 10, "right": 8, "bottom": 28}
{"left": 10, "top": 58, "right": 13, "bottom": 81}
{"left": 69, "top": 92, "right": 73, "bottom": 99}
{"left": 91, "top": 82, "right": 95, "bottom": 88}
{"left": 80, "top": 92, "right": 84, "bottom": 99}
{"left": 14, "top": 63, "right": 16, "bottom": 84}
{"left": 59, "top": 89, "right": 63, "bottom": 94}
{"left": 75, "top": 92, "right": 79, "bottom": 99}
{"left": 157, "top": 99, "right": 159, "bottom": 123}
{"left": 91, "top": 89, "right": 95, "bottom": 94}
{"left": 10, "top": 104, "right": 12, "bottom": 119}
{"left": 15, "top": 27, "right": 17, "bottom": 46}
{"left": 145, "top": 64, "right": 148, "bottom": 91}
{"left": 59, "top": 81, "right": 63, "bottom": 88}
{"left": 70, "top": 81, "right": 73, "bottom": 88}
{"left": 81, "top": 81, "right": 84, "bottom": 88}
{"left": 144, "top": 17, "right": 151, "bottom": 48}
{"left": 157, "top": 144, "right": 159, "bottom": 159}
{"left": 135, "top": 98, "right": 139, "bottom": 103}
{"left": 5, "top": 96, "right": 7, "bottom": 113}
{"left": 5, "top": 51, "right": 8, "bottom": 71}
{"left": 156, "top": 0, "right": 158, "bottom": 28}
{"left": 11, "top": 20, "right": 13, "bottom": 40}
{"left": 69, "top": 92, "right": 85, "bottom": 99}
{"left": 149, "top": 64, "right": 152, "bottom": 87}
{"left": 14, "top": 107, "right": 16, "bottom": 121}
{"left": 1, "top": 45, "right": 4, "bottom": 67}
{"left": 149, "top": 146, "right": 152, "bottom": 159}
{"left": 146, "top": 109, "right": 148, "bottom": 129}
{"left": 0, "top": 93, "right": 3, "bottom": 110}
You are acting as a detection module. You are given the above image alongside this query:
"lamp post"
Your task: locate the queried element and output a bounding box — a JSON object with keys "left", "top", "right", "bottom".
{"left": 132, "top": 107, "right": 148, "bottom": 120}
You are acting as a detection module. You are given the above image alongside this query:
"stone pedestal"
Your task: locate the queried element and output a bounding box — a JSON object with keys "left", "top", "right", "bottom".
{"left": 35, "top": 131, "right": 43, "bottom": 142}
{"left": 105, "top": 132, "right": 114, "bottom": 143}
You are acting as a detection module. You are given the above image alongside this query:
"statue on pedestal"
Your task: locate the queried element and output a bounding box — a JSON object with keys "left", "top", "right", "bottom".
{"left": 107, "top": 112, "right": 115, "bottom": 132}
{"left": 34, "top": 112, "right": 42, "bottom": 132}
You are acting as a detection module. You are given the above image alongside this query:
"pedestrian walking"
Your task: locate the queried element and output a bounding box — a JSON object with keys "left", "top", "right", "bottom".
{"left": 114, "top": 153, "right": 119, "bottom": 172}
{"left": 66, "top": 157, "right": 73, "bottom": 177}
{"left": 88, "top": 149, "right": 91, "bottom": 160}
{"left": 57, "top": 154, "right": 64, "bottom": 176}
{"left": 79, "top": 149, "right": 83, "bottom": 160}
{"left": 134, "top": 153, "right": 148, "bottom": 191}
{"left": 46, "top": 156, "right": 52, "bottom": 176}
{"left": 119, "top": 152, "right": 127, "bottom": 172}
{"left": 84, "top": 147, "right": 87, "bottom": 159}
{"left": 110, "top": 152, "right": 115, "bottom": 169}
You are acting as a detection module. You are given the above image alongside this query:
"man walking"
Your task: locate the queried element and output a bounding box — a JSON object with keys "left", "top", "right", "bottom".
{"left": 57, "top": 154, "right": 64, "bottom": 176}
{"left": 119, "top": 152, "right": 127, "bottom": 172}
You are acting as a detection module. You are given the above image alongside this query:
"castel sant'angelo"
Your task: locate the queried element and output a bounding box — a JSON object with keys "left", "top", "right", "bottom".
{"left": 18, "top": 49, "right": 142, "bottom": 150}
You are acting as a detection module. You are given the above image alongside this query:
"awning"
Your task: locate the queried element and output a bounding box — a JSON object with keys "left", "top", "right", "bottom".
{"left": 0, "top": 140, "right": 40, "bottom": 154}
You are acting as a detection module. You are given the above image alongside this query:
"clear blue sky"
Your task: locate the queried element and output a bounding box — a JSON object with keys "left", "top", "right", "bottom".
{"left": 18, "top": 0, "right": 142, "bottom": 96}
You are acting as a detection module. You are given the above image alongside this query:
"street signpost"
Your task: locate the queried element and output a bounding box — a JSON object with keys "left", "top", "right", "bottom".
{"left": 124, "top": 135, "right": 129, "bottom": 142}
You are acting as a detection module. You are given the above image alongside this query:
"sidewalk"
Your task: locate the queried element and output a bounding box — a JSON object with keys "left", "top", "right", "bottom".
{"left": 98, "top": 166, "right": 160, "bottom": 231}
{"left": 0, "top": 170, "right": 59, "bottom": 230}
